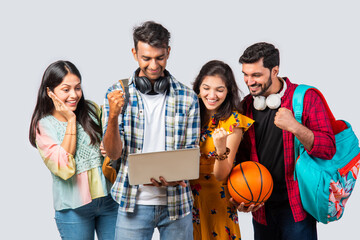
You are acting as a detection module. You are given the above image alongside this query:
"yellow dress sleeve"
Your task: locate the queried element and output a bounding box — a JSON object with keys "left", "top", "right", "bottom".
{"left": 218, "top": 111, "right": 254, "bottom": 133}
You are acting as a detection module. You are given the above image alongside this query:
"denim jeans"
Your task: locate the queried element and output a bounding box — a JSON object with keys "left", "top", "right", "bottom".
{"left": 253, "top": 202, "right": 317, "bottom": 240}
{"left": 55, "top": 195, "right": 119, "bottom": 240}
{"left": 115, "top": 205, "right": 193, "bottom": 240}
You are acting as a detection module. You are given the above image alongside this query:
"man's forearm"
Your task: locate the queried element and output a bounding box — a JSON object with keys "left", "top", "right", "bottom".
{"left": 292, "top": 123, "right": 315, "bottom": 151}
{"left": 103, "top": 116, "right": 123, "bottom": 160}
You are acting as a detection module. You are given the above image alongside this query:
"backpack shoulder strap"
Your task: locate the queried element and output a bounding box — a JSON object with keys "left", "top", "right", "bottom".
{"left": 292, "top": 84, "right": 315, "bottom": 124}
{"left": 292, "top": 84, "right": 317, "bottom": 168}
{"left": 118, "top": 78, "right": 130, "bottom": 115}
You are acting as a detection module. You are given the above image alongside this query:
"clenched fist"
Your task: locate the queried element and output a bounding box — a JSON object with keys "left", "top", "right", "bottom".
{"left": 274, "top": 107, "right": 299, "bottom": 133}
{"left": 108, "top": 90, "right": 125, "bottom": 118}
{"left": 212, "top": 127, "right": 230, "bottom": 155}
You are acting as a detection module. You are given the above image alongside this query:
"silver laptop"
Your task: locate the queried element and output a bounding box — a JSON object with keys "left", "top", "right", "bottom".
{"left": 128, "top": 147, "right": 200, "bottom": 185}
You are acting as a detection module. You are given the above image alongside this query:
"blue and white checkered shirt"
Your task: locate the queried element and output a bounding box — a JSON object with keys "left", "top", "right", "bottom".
{"left": 103, "top": 70, "right": 200, "bottom": 220}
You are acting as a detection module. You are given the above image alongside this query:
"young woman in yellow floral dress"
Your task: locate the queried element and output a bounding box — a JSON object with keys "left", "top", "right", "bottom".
{"left": 191, "top": 60, "right": 254, "bottom": 240}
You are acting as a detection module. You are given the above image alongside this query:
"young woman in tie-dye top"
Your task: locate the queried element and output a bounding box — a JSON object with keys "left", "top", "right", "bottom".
{"left": 29, "top": 60, "right": 118, "bottom": 240}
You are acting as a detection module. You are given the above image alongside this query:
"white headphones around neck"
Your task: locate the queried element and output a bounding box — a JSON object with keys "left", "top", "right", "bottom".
{"left": 253, "top": 79, "right": 287, "bottom": 111}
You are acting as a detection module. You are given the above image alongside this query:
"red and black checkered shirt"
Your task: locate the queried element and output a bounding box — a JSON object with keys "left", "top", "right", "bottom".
{"left": 241, "top": 77, "right": 336, "bottom": 225}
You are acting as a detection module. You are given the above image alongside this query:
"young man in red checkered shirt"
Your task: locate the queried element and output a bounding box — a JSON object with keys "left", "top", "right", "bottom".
{"left": 233, "top": 42, "right": 336, "bottom": 240}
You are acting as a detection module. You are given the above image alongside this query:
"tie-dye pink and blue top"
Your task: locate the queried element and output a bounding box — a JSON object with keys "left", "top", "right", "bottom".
{"left": 35, "top": 115, "right": 112, "bottom": 211}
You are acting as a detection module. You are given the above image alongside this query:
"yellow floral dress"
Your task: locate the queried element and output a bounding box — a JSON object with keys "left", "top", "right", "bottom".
{"left": 190, "top": 111, "right": 254, "bottom": 240}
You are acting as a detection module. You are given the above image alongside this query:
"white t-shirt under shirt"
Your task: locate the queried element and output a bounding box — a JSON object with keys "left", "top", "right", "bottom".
{"left": 136, "top": 92, "right": 167, "bottom": 205}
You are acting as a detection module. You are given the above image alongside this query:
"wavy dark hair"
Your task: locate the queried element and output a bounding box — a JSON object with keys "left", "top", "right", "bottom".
{"left": 193, "top": 60, "right": 243, "bottom": 127}
{"left": 239, "top": 42, "right": 280, "bottom": 71}
{"left": 133, "top": 21, "right": 170, "bottom": 50}
{"left": 29, "top": 60, "right": 102, "bottom": 148}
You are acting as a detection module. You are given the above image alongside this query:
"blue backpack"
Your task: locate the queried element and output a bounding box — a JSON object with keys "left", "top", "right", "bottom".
{"left": 293, "top": 84, "right": 360, "bottom": 223}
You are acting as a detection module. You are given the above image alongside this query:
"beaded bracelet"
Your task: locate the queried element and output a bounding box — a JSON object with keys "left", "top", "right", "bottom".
{"left": 214, "top": 147, "right": 230, "bottom": 161}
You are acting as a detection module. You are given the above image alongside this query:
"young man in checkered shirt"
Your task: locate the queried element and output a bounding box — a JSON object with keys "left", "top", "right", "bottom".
{"left": 234, "top": 42, "right": 335, "bottom": 240}
{"left": 103, "top": 21, "right": 200, "bottom": 240}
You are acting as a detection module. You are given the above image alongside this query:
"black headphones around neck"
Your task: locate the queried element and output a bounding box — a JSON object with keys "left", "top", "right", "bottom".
{"left": 134, "top": 69, "right": 170, "bottom": 94}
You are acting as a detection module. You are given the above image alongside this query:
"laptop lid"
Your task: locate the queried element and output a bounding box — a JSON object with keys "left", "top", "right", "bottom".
{"left": 127, "top": 147, "right": 200, "bottom": 185}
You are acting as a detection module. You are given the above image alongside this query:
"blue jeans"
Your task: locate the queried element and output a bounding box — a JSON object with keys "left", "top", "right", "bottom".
{"left": 55, "top": 195, "right": 119, "bottom": 240}
{"left": 253, "top": 202, "right": 317, "bottom": 240}
{"left": 115, "top": 205, "right": 193, "bottom": 240}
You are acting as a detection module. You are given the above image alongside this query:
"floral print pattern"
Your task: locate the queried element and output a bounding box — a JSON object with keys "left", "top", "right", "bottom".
{"left": 190, "top": 111, "right": 254, "bottom": 240}
{"left": 328, "top": 159, "right": 360, "bottom": 221}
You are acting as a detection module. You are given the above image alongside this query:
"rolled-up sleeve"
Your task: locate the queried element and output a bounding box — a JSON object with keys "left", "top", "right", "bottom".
{"left": 303, "top": 89, "right": 336, "bottom": 159}
{"left": 185, "top": 96, "right": 200, "bottom": 149}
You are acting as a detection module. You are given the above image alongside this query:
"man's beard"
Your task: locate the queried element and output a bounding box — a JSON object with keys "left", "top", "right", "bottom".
{"left": 250, "top": 76, "right": 272, "bottom": 97}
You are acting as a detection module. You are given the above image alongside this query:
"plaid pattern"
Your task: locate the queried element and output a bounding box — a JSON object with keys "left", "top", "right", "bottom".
{"left": 103, "top": 71, "right": 200, "bottom": 220}
{"left": 242, "top": 78, "right": 335, "bottom": 225}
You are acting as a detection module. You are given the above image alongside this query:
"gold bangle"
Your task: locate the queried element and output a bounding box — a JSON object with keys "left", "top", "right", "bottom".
{"left": 214, "top": 147, "right": 230, "bottom": 161}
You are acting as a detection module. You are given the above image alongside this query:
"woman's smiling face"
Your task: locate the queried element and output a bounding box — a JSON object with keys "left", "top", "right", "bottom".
{"left": 52, "top": 73, "right": 82, "bottom": 112}
{"left": 199, "top": 75, "right": 228, "bottom": 116}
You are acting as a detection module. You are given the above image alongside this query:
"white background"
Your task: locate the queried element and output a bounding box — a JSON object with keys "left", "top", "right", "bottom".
{"left": 1, "top": 0, "right": 359, "bottom": 239}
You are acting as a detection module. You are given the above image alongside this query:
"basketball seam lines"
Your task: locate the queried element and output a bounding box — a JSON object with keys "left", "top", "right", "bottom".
{"left": 228, "top": 179, "right": 252, "bottom": 203}
{"left": 240, "top": 162, "right": 254, "bottom": 201}
{"left": 229, "top": 167, "right": 252, "bottom": 203}
{"left": 260, "top": 178, "right": 273, "bottom": 203}
{"left": 253, "top": 162, "right": 263, "bottom": 203}
{"left": 229, "top": 162, "right": 273, "bottom": 205}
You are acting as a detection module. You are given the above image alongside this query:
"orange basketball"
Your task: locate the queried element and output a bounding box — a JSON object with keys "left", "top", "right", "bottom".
{"left": 227, "top": 161, "right": 273, "bottom": 206}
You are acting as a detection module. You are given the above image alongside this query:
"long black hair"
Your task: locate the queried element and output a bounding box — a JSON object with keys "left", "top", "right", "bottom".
{"left": 193, "top": 60, "right": 243, "bottom": 127}
{"left": 29, "top": 60, "right": 102, "bottom": 147}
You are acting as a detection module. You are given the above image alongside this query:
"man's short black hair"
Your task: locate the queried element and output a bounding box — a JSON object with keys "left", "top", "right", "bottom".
{"left": 239, "top": 42, "right": 280, "bottom": 71}
{"left": 133, "top": 21, "right": 170, "bottom": 50}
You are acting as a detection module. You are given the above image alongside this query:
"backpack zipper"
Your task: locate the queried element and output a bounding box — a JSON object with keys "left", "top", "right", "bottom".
{"left": 339, "top": 153, "right": 360, "bottom": 176}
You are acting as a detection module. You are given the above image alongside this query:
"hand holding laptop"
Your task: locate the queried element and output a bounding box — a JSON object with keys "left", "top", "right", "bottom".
{"left": 145, "top": 177, "right": 187, "bottom": 187}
